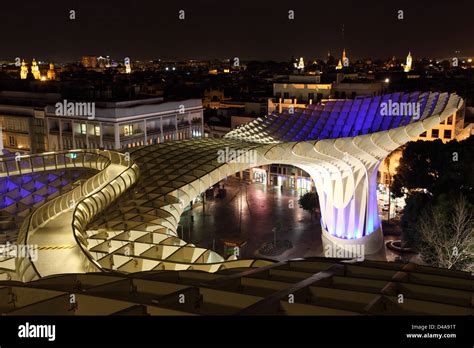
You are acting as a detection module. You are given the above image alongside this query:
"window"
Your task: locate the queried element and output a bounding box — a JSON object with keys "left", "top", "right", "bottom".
{"left": 80, "top": 124, "right": 86, "bottom": 135}
{"left": 94, "top": 125, "right": 101, "bottom": 136}
{"left": 283, "top": 92, "right": 290, "bottom": 99}
{"left": 124, "top": 125, "right": 133, "bottom": 136}
{"left": 431, "top": 129, "right": 439, "bottom": 138}
{"left": 420, "top": 131, "right": 427, "bottom": 137}
{"left": 446, "top": 116, "right": 453, "bottom": 125}
{"left": 443, "top": 129, "right": 452, "bottom": 139}
{"left": 9, "top": 135, "right": 16, "bottom": 146}
{"left": 308, "top": 93, "right": 314, "bottom": 101}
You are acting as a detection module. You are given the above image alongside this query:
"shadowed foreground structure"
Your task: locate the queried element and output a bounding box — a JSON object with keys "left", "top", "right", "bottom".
{"left": 0, "top": 258, "right": 472, "bottom": 315}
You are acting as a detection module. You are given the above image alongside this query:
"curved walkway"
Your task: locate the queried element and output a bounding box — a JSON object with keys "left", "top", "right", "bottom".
{"left": 0, "top": 92, "right": 464, "bottom": 281}
{"left": 28, "top": 162, "right": 125, "bottom": 277}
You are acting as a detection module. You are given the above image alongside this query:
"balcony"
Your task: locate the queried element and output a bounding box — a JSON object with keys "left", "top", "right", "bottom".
{"left": 121, "top": 130, "right": 144, "bottom": 138}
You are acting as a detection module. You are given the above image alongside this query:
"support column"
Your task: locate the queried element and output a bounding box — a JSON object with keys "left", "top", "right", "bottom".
{"left": 144, "top": 119, "right": 147, "bottom": 145}
{"left": 71, "top": 120, "right": 75, "bottom": 149}
{"left": 309, "top": 162, "right": 384, "bottom": 256}
{"left": 59, "top": 118, "right": 63, "bottom": 150}
{"left": 174, "top": 114, "right": 178, "bottom": 140}
{"left": 99, "top": 122, "right": 104, "bottom": 148}
{"left": 114, "top": 124, "right": 121, "bottom": 150}
{"left": 160, "top": 117, "right": 164, "bottom": 143}
{"left": 45, "top": 117, "right": 51, "bottom": 151}
{"left": 85, "top": 121, "right": 89, "bottom": 149}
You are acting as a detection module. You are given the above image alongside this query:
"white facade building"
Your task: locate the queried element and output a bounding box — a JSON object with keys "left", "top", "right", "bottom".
{"left": 45, "top": 98, "right": 204, "bottom": 150}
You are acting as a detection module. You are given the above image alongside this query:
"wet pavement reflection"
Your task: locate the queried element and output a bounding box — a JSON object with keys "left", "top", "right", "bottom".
{"left": 180, "top": 177, "right": 324, "bottom": 261}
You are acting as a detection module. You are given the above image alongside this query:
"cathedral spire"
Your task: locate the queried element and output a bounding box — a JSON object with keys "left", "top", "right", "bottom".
{"left": 20, "top": 59, "right": 28, "bottom": 79}
{"left": 404, "top": 52, "right": 412, "bottom": 72}
{"left": 31, "top": 59, "right": 41, "bottom": 80}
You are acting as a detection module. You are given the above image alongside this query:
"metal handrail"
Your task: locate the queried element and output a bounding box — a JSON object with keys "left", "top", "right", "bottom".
{"left": 14, "top": 150, "right": 113, "bottom": 281}
{"left": 71, "top": 151, "right": 139, "bottom": 273}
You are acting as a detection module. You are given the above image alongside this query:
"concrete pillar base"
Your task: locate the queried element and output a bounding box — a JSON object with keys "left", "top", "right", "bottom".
{"left": 321, "top": 226, "right": 384, "bottom": 258}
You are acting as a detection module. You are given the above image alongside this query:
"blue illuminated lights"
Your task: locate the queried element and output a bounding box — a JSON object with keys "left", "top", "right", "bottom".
{"left": 269, "top": 91, "right": 433, "bottom": 143}
{"left": 0, "top": 171, "right": 84, "bottom": 209}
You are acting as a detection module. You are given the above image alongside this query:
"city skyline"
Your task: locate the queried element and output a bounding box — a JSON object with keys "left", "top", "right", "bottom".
{"left": 1, "top": 0, "right": 473, "bottom": 62}
{"left": 0, "top": 1, "right": 472, "bottom": 341}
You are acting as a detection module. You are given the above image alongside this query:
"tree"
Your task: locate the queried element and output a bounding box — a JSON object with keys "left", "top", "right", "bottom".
{"left": 391, "top": 137, "right": 474, "bottom": 200}
{"left": 400, "top": 191, "right": 433, "bottom": 248}
{"left": 298, "top": 191, "right": 319, "bottom": 221}
{"left": 391, "top": 139, "right": 447, "bottom": 197}
{"left": 417, "top": 195, "right": 474, "bottom": 272}
{"left": 392, "top": 137, "right": 474, "bottom": 262}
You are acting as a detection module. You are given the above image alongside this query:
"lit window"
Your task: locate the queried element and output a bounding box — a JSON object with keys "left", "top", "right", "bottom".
{"left": 80, "top": 124, "right": 86, "bottom": 134}
{"left": 94, "top": 125, "right": 101, "bottom": 136}
{"left": 9, "top": 135, "right": 16, "bottom": 146}
{"left": 124, "top": 125, "right": 133, "bottom": 136}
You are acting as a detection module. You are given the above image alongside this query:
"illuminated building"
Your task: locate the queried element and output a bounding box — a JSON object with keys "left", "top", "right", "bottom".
{"left": 20, "top": 60, "right": 28, "bottom": 79}
{"left": 294, "top": 57, "right": 305, "bottom": 70}
{"left": 0, "top": 92, "right": 51, "bottom": 152}
{"left": 0, "top": 92, "right": 461, "bottom": 285}
{"left": 342, "top": 48, "right": 348, "bottom": 66}
{"left": 404, "top": 52, "right": 412, "bottom": 73}
{"left": 31, "top": 59, "right": 41, "bottom": 80}
{"left": 45, "top": 98, "right": 204, "bottom": 150}
{"left": 378, "top": 97, "right": 469, "bottom": 186}
{"left": 270, "top": 74, "right": 331, "bottom": 113}
{"left": 47, "top": 63, "right": 56, "bottom": 80}
{"left": 125, "top": 59, "right": 131, "bottom": 74}
{"left": 82, "top": 55, "right": 98, "bottom": 68}
{"left": 227, "top": 92, "right": 463, "bottom": 255}
{"left": 0, "top": 93, "right": 203, "bottom": 152}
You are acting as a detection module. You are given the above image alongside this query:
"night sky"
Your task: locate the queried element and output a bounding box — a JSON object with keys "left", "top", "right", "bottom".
{"left": 1, "top": 0, "right": 473, "bottom": 62}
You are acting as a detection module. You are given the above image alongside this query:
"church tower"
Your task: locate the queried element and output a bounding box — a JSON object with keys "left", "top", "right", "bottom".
{"left": 47, "top": 63, "right": 56, "bottom": 80}
{"left": 31, "top": 59, "right": 41, "bottom": 80}
{"left": 297, "top": 57, "right": 305, "bottom": 70}
{"left": 20, "top": 60, "right": 28, "bottom": 79}
{"left": 342, "top": 48, "right": 348, "bottom": 67}
{"left": 404, "top": 52, "right": 412, "bottom": 73}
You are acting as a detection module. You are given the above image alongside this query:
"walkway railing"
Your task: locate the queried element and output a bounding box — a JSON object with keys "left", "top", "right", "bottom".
{"left": 0, "top": 150, "right": 138, "bottom": 282}
{"left": 71, "top": 152, "right": 139, "bottom": 273}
